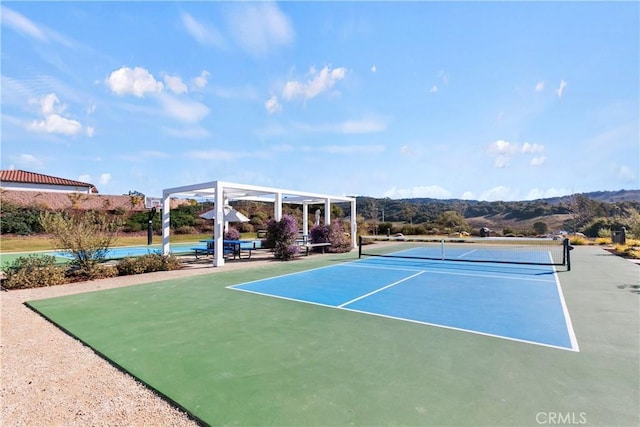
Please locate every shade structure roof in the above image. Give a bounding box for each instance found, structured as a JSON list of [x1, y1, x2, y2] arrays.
[[163, 180, 355, 205], [199, 207, 250, 223]]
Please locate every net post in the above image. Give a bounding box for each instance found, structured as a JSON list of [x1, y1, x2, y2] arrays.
[[564, 238, 572, 271], [441, 239, 445, 261], [358, 235, 362, 258]]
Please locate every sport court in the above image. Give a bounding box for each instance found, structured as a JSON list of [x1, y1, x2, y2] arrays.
[[25, 242, 639, 426], [229, 256, 577, 351]]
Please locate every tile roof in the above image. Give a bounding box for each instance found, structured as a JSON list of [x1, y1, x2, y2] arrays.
[[0, 170, 98, 193]]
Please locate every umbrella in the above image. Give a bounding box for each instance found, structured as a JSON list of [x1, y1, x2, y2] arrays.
[[199, 206, 250, 223]]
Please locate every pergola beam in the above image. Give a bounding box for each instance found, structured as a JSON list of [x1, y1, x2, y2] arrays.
[[162, 180, 357, 266]]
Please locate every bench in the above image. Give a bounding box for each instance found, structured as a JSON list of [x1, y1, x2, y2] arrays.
[[193, 241, 256, 260], [298, 242, 332, 256]]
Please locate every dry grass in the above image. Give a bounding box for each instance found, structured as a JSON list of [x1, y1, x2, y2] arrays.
[[0, 233, 215, 253]]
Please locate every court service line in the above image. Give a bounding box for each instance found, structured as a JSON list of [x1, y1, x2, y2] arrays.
[[337, 271, 426, 308], [344, 262, 556, 284]]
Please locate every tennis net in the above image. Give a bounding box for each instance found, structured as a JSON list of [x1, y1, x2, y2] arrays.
[[358, 235, 572, 270]]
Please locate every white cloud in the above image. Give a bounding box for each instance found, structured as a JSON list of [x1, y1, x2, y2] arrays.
[[28, 114, 82, 135], [340, 118, 386, 134], [1, 6, 47, 41], [226, 2, 294, 56], [293, 117, 387, 134], [489, 139, 518, 154], [525, 187, 571, 200], [556, 79, 567, 97], [265, 95, 282, 114], [480, 186, 520, 201], [162, 126, 210, 139], [382, 185, 452, 199], [494, 155, 509, 168], [371, 65, 377, 73], [164, 75, 188, 94], [26, 93, 86, 136], [316, 144, 385, 154], [461, 191, 476, 200], [99, 173, 111, 185], [106, 67, 163, 97], [37, 93, 63, 115], [157, 94, 209, 123], [185, 149, 266, 161], [181, 13, 226, 48], [438, 70, 449, 85], [282, 65, 347, 101], [14, 153, 44, 169], [614, 164, 637, 182], [429, 85, 438, 93], [78, 174, 91, 183], [521, 142, 544, 153], [400, 145, 417, 157], [86, 126, 95, 137], [191, 70, 210, 89], [530, 156, 546, 166], [488, 139, 546, 168], [535, 81, 544, 92]]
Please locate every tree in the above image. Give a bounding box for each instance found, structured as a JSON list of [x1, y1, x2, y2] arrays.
[[435, 210, 469, 233], [40, 211, 123, 274], [533, 221, 549, 235]]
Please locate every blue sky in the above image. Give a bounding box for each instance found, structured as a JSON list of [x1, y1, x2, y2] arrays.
[[1, 1, 638, 201]]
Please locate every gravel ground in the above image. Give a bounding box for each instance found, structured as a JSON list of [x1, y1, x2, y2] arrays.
[[0, 256, 274, 426]]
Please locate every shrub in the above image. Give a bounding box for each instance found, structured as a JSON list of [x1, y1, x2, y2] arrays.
[[175, 225, 196, 235], [225, 227, 241, 240], [310, 221, 351, 253], [0, 203, 44, 235], [116, 253, 182, 276], [266, 215, 299, 260], [569, 235, 589, 245], [68, 264, 118, 281], [2, 255, 67, 289], [40, 211, 122, 275]]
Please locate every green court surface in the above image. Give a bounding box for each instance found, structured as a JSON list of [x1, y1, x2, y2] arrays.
[[27, 247, 639, 426]]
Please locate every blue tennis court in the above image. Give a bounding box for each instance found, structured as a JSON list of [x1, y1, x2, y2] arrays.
[[51, 243, 195, 260], [229, 255, 579, 351]]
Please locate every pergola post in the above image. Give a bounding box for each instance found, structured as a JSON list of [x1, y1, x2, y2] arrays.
[[161, 193, 171, 255], [213, 181, 225, 267], [274, 192, 283, 221], [324, 198, 331, 225], [302, 202, 309, 237]]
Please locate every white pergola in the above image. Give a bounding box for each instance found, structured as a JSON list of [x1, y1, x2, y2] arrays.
[[161, 180, 357, 267]]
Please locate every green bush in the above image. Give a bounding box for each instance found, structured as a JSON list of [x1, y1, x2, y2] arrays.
[[2, 255, 67, 289], [0, 203, 44, 235], [116, 253, 182, 276], [68, 264, 118, 281]]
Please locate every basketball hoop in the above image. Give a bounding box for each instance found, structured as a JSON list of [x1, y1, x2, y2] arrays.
[[144, 196, 163, 210]]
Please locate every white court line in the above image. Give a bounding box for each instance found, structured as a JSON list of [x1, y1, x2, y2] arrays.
[[345, 261, 557, 284], [457, 248, 478, 259], [338, 271, 425, 308], [341, 306, 578, 352], [553, 271, 579, 351]]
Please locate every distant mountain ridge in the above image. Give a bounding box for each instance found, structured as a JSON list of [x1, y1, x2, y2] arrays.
[[538, 189, 640, 204], [378, 189, 640, 204]]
